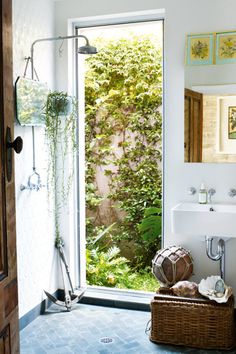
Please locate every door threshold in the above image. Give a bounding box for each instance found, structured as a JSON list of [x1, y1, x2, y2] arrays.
[[79, 286, 155, 312]]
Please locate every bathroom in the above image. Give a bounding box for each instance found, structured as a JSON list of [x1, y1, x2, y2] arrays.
[[2, 0, 236, 352]]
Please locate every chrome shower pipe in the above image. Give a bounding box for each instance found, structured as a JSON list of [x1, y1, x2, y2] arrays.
[[205, 237, 225, 280], [30, 34, 91, 80]]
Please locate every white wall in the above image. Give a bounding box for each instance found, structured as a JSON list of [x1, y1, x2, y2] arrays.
[[185, 65, 236, 89], [54, 0, 236, 295], [13, 0, 58, 318]]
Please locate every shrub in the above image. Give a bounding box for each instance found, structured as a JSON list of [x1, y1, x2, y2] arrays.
[[86, 246, 159, 291], [85, 35, 162, 269]]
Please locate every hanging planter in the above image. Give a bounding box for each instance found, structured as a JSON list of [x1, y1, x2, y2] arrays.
[[44, 91, 78, 246], [47, 92, 73, 116]]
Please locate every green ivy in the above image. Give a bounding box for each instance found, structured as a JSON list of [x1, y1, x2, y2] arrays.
[[85, 35, 162, 267]]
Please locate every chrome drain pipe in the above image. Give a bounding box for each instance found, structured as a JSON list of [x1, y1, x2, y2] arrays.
[[205, 237, 225, 280]]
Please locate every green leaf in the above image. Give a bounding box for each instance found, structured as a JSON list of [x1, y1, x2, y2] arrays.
[[144, 207, 161, 217], [138, 206, 162, 242]]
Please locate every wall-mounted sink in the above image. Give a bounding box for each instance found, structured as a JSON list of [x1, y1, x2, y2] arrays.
[[171, 202, 236, 237]]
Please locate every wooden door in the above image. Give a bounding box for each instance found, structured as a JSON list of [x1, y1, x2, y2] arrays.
[[0, 0, 20, 353], [184, 88, 203, 162]]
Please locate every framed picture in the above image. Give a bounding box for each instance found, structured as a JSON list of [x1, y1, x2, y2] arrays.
[[216, 31, 236, 64], [217, 96, 236, 153], [15, 77, 49, 126], [186, 33, 214, 65], [228, 106, 236, 139]]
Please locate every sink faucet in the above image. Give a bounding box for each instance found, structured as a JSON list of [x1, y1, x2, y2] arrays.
[[208, 188, 216, 204], [228, 188, 236, 197], [188, 187, 196, 195]]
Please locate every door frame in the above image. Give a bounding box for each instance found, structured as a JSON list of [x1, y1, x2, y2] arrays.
[[69, 10, 165, 288], [0, 0, 20, 352]]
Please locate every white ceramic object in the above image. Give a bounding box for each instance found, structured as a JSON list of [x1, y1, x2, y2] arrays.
[[198, 275, 233, 303], [171, 202, 236, 237]]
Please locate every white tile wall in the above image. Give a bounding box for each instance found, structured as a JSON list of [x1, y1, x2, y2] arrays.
[[13, 0, 58, 318]]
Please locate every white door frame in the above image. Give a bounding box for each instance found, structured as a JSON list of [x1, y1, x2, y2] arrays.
[[70, 9, 165, 288]]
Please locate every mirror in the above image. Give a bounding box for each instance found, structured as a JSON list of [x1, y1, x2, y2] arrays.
[[184, 51, 236, 163], [15, 77, 49, 126]]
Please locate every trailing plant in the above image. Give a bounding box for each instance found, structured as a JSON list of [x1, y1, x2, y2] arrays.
[[44, 91, 78, 245], [84, 35, 162, 267]]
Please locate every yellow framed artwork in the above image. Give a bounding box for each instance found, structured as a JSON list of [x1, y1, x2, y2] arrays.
[[216, 31, 236, 64], [186, 33, 214, 65]]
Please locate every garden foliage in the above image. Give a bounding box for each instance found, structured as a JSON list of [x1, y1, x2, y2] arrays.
[[85, 35, 162, 288]]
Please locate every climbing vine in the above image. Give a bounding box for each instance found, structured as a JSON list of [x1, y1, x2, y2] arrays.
[[85, 35, 162, 267]]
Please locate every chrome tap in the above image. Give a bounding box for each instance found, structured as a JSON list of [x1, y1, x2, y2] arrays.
[[188, 187, 196, 195], [208, 188, 216, 204], [228, 188, 236, 197]]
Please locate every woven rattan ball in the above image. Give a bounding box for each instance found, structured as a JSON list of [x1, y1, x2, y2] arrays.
[[152, 246, 193, 286]]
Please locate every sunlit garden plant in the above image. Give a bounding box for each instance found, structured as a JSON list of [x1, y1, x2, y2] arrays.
[[85, 34, 162, 288]]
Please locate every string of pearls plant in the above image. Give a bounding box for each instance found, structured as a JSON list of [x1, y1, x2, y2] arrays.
[[44, 91, 78, 246]]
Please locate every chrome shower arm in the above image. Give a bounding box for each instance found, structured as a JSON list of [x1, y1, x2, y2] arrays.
[[30, 34, 90, 80], [25, 33, 96, 193]]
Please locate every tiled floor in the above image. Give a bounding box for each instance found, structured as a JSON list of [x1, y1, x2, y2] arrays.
[[20, 304, 236, 354]]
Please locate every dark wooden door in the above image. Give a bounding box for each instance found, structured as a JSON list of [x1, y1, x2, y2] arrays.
[[0, 0, 20, 353], [184, 88, 203, 162]]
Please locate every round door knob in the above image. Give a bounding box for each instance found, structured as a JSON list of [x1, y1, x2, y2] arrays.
[[8, 136, 23, 153]]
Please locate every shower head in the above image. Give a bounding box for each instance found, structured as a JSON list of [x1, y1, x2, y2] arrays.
[[78, 44, 97, 55]]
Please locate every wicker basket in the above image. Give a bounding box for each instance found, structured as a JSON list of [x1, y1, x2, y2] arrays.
[[150, 288, 235, 350]]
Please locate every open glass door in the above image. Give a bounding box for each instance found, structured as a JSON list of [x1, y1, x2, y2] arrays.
[[75, 20, 163, 292]]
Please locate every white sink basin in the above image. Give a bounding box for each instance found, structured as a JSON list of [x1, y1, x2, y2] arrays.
[[171, 202, 236, 237]]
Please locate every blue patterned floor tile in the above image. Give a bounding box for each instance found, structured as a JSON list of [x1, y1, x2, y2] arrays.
[[20, 303, 236, 354]]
